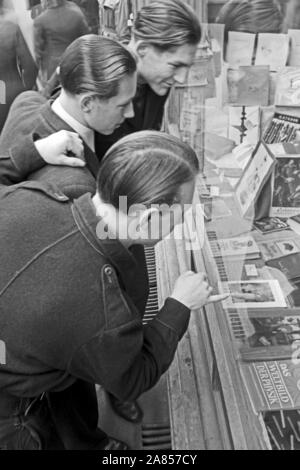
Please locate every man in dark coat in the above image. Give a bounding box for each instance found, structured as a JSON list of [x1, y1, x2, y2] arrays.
[[33, 0, 89, 85]]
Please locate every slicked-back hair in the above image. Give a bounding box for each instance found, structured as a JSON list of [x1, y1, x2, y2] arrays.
[[59, 35, 137, 99], [132, 0, 201, 52], [97, 130, 199, 210], [216, 0, 283, 38]]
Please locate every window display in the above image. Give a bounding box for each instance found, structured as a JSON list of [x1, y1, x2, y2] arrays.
[[160, 0, 300, 451]]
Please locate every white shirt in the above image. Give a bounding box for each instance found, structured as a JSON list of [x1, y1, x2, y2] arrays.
[[52, 98, 95, 152]]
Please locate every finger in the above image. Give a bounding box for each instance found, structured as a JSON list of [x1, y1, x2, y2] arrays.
[[56, 155, 86, 167], [207, 293, 230, 304], [66, 131, 81, 139], [67, 140, 84, 159]]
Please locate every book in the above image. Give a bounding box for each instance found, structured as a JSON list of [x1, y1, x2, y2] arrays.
[[255, 33, 289, 71], [241, 360, 300, 412], [227, 65, 270, 106]]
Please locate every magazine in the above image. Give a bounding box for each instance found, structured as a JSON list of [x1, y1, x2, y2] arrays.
[[263, 112, 300, 144], [270, 155, 300, 218], [241, 360, 300, 412]]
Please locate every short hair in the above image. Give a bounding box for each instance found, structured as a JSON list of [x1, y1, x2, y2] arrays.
[[59, 35, 137, 99], [97, 131, 199, 209], [132, 0, 201, 51], [216, 0, 283, 38], [282, 0, 300, 32]]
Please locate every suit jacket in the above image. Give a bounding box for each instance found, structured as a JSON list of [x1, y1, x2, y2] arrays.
[[33, 1, 89, 82], [0, 19, 38, 131]]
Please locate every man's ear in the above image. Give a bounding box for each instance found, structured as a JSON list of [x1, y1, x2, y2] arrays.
[[135, 41, 151, 59], [80, 95, 96, 114]]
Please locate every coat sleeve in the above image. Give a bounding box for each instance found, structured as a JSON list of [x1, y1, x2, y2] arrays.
[[68, 265, 191, 402], [0, 135, 46, 186], [16, 26, 38, 90]]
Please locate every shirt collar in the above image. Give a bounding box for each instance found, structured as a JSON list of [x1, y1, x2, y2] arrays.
[[52, 98, 95, 152]]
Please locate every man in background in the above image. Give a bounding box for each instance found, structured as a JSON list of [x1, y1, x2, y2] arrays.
[[33, 0, 89, 87]]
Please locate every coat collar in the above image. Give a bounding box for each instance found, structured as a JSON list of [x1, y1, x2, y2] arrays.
[[39, 100, 100, 179], [71, 193, 137, 275]]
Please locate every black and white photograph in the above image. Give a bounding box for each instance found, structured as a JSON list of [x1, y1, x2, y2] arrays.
[[1, 0, 300, 456]]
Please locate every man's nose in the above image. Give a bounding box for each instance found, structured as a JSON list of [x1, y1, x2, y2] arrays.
[[124, 101, 135, 119], [174, 67, 189, 85]]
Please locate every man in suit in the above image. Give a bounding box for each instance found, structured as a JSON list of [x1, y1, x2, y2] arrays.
[[33, 0, 89, 86]]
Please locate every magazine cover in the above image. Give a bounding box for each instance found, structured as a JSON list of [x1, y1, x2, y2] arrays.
[[238, 313, 300, 362], [241, 360, 300, 412], [271, 155, 300, 218]]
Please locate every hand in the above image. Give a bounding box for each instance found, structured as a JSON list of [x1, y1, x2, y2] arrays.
[[34, 131, 86, 167], [171, 271, 229, 311]]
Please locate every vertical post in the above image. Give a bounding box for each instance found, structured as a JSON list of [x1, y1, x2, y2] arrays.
[[200, 0, 208, 23]]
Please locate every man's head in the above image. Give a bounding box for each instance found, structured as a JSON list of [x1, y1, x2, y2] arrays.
[[58, 35, 137, 134], [95, 131, 199, 245], [129, 0, 201, 96]]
